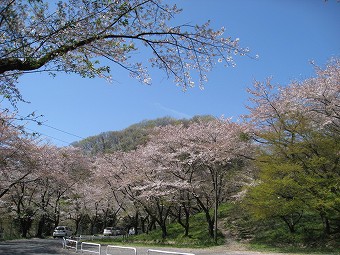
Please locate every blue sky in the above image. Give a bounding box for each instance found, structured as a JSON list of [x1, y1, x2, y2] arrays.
[[11, 0, 340, 146]]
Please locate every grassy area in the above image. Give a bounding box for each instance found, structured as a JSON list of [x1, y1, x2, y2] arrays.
[[247, 226, 340, 255], [90, 203, 340, 254], [226, 203, 340, 254], [96, 210, 225, 248]]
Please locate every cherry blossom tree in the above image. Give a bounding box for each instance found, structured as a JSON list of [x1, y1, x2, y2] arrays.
[[130, 149, 179, 239], [246, 58, 339, 134], [34, 146, 92, 236], [9, 180, 37, 237], [0, 0, 250, 103], [0, 111, 41, 199], [94, 149, 177, 238], [0, 110, 53, 237], [142, 117, 254, 242], [1, 143, 92, 237], [138, 129, 198, 237], [93, 153, 140, 232], [75, 172, 125, 235], [4, 144, 52, 238], [33, 145, 63, 237], [78, 117, 254, 240]]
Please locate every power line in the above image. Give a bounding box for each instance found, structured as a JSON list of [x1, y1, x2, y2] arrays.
[[24, 127, 72, 145], [14, 112, 86, 140], [5, 111, 86, 144], [40, 123, 84, 139]]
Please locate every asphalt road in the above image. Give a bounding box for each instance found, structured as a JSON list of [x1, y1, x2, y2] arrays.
[[0, 238, 72, 255], [0, 238, 297, 255]]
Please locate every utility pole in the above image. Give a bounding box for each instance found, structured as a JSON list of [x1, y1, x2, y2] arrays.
[[214, 169, 218, 244]]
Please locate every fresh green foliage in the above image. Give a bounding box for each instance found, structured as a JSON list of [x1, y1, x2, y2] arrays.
[[245, 116, 340, 234], [245, 60, 340, 236]]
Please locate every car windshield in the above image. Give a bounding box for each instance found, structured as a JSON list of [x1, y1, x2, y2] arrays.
[[105, 227, 113, 230], [55, 227, 65, 230]]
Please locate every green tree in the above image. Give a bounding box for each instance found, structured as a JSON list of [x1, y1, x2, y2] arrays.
[[245, 59, 340, 235], [246, 127, 315, 233], [247, 121, 339, 234]]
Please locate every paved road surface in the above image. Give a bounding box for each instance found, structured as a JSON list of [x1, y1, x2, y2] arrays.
[[0, 238, 300, 255], [0, 238, 72, 255]]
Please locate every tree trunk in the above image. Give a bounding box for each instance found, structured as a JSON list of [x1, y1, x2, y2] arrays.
[[36, 215, 46, 238], [140, 215, 148, 234], [20, 217, 33, 238], [133, 211, 139, 235], [214, 170, 218, 244], [147, 218, 156, 232], [207, 210, 215, 238], [176, 205, 190, 236], [53, 198, 61, 228], [74, 216, 82, 235], [160, 223, 167, 239], [320, 213, 331, 235], [183, 206, 190, 237], [194, 195, 214, 238], [281, 213, 302, 234]]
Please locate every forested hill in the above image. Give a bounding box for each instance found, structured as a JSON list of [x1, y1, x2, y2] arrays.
[[72, 115, 214, 155]]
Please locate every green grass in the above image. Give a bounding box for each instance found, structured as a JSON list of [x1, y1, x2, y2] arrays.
[[228, 203, 340, 254], [90, 203, 340, 254], [95, 207, 228, 248], [249, 241, 340, 255], [248, 228, 340, 255]]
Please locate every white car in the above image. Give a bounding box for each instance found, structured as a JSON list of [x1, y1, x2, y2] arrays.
[[103, 227, 126, 236], [53, 226, 73, 238], [103, 227, 114, 236]]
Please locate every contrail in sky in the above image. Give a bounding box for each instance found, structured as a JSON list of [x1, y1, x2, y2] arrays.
[[154, 103, 192, 119]]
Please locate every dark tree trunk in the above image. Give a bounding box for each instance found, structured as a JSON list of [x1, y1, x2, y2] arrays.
[[133, 211, 139, 235], [20, 217, 33, 238], [74, 216, 82, 235], [36, 215, 46, 238], [147, 218, 156, 232], [206, 210, 215, 238], [194, 195, 214, 238], [175, 205, 190, 236], [160, 224, 167, 239], [140, 215, 148, 234], [281, 212, 303, 234], [320, 213, 331, 235]]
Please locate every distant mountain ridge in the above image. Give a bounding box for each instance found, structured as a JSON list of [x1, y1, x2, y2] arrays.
[[72, 115, 214, 155]]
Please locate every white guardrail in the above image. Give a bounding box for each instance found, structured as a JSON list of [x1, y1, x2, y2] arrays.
[[147, 249, 195, 255], [63, 238, 79, 252], [62, 238, 195, 255], [80, 242, 101, 254], [106, 245, 137, 255]]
